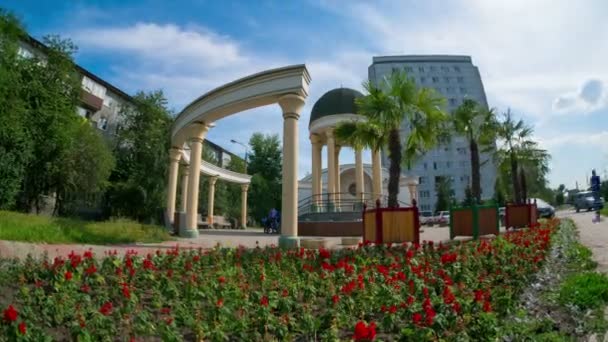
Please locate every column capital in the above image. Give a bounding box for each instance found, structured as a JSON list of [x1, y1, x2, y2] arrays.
[[278, 94, 305, 120], [169, 147, 183, 162], [188, 121, 213, 142], [241, 183, 249, 192], [181, 167, 190, 176], [310, 133, 322, 145], [325, 128, 334, 139], [209, 176, 218, 186]]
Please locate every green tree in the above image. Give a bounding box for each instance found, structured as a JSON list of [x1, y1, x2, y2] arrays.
[[462, 186, 475, 207], [451, 99, 497, 203], [493, 110, 549, 204], [56, 121, 115, 215], [336, 70, 447, 207], [247, 133, 282, 222], [108, 90, 173, 222], [435, 176, 455, 212], [0, 11, 31, 209], [555, 184, 566, 206]]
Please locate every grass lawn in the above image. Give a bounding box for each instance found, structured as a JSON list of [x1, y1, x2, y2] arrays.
[[0, 211, 172, 245], [601, 208, 608, 216]]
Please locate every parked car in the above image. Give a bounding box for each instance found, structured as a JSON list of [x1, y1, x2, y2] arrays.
[[574, 191, 604, 212], [436, 211, 450, 226], [419, 211, 434, 225], [531, 198, 555, 218]]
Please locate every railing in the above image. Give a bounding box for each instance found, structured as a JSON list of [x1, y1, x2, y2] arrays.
[[298, 192, 411, 217]]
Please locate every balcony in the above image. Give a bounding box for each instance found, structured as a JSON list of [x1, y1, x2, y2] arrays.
[[80, 89, 103, 111]]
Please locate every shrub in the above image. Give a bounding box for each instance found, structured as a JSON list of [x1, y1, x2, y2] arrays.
[[559, 272, 608, 309]]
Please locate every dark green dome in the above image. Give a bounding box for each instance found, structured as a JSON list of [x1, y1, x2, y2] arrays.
[[309, 88, 363, 125]]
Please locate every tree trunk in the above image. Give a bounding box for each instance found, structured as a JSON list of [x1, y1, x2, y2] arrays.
[[387, 128, 402, 207], [470, 139, 481, 204], [510, 153, 521, 204], [519, 168, 528, 204]]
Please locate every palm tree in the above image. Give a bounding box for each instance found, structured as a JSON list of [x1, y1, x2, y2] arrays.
[[335, 71, 447, 207], [451, 99, 497, 204], [493, 110, 549, 204]]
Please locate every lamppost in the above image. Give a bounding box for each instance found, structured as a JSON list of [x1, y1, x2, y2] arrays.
[[230, 139, 249, 172]]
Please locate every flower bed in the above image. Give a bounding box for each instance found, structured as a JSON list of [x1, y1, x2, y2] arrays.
[[1, 219, 558, 341]]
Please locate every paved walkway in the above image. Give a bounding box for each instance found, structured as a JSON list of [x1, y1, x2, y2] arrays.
[[0, 225, 466, 260], [561, 210, 608, 273]]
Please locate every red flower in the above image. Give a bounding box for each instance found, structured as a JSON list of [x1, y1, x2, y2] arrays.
[[161, 307, 171, 314], [388, 305, 397, 314], [474, 289, 484, 302], [122, 284, 131, 299], [64, 271, 73, 281], [354, 321, 377, 340], [142, 259, 156, 270], [281, 289, 289, 297], [85, 264, 97, 275], [412, 312, 422, 325], [319, 248, 331, 259], [216, 298, 223, 308], [452, 301, 462, 314], [80, 284, 90, 293], [260, 296, 269, 307], [483, 300, 492, 312], [34, 280, 43, 288], [218, 276, 226, 284], [425, 307, 436, 326], [84, 250, 93, 259], [18, 322, 26, 334], [332, 295, 340, 304], [3, 305, 18, 322], [99, 302, 113, 316]]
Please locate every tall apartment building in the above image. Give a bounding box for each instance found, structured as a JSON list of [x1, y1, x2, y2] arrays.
[[368, 55, 496, 212], [18, 36, 239, 168]]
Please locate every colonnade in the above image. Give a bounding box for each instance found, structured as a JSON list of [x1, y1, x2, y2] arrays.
[[309, 128, 383, 210]]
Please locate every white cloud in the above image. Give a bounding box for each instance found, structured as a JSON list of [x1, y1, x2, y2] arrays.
[[539, 131, 608, 152], [552, 79, 607, 113], [72, 23, 246, 69]]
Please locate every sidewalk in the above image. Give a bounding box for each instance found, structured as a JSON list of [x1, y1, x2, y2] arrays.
[[564, 211, 608, 273]]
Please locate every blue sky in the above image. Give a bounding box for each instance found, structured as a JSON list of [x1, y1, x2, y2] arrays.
[[5, 0, 608, 190]]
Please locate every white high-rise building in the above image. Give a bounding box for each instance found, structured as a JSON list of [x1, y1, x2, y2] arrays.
[[369, 55, 496, 212]]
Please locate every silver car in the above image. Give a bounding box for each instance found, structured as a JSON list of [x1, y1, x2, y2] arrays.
[[574, 191, 605, 212]]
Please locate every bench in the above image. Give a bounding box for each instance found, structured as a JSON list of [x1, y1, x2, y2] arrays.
[[197, 215, 233, 229]]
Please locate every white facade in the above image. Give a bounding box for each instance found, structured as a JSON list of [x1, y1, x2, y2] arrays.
[[369, 55, 497, 212]]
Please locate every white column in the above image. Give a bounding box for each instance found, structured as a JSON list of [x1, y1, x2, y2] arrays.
[[334, 145, 341, 209], [326, 129, 336, 211], [372, 149, 383, 200], [179, 166, 189, 212], [184, 123, 211, 238], [278, 94, 305, 247], [241, 184, 249, 229], [165, 147, 182, 228], [355, 148, 364, 201], [207, 176, 218, 225], [310, 134, 322, 209]]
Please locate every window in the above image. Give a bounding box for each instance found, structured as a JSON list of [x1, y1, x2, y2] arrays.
[[449, 98, 457, 106], [392, 67, 399, 73], [459, 87, 467, 94], [423, 162, 428, 170], [98, 118, 108, 131], [446, 161, 451, 168], [444, 76, 451, 83], [453, 65, 461, 72], [457, 76, 464, 83], [420, 191, 431, 198], [457, 147, 467, 155], [418, 66, 425, 72], [446, 87, 454, 93], [432, 77, 439, 83], [404, 67, 413, 72], [441, 66, 449, 72], [419, 176, 427, 184], [444, 147, 449, 152], [433, 162, 438, 170], [420, 77, 426, 83], [430, 66, 436, 71], [460, 175, 470, 183]]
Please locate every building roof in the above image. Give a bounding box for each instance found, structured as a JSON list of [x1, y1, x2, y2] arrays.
[[309, 87, 363, 125], [371, 55, 473, 64]]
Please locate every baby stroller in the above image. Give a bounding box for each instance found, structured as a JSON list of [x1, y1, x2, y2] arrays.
[[263, 209, 281, 234]]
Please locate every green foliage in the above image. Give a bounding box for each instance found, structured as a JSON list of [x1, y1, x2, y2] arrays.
[[559, 272, 608, 309], [565, 242, 597, 270], [247, 133, 282, 221], [337, 70, 447, 207], [434, 176, 456, 212], [0, 210, 170, 244], [462, 186, 475, 207], [108, 90, 173, 223], [451, 99, 497, 203]]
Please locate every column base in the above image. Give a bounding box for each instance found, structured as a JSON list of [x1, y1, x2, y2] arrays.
[[179, 228, 199, 238], [326, 202, 335, 212], [278, 236, 300, 249]]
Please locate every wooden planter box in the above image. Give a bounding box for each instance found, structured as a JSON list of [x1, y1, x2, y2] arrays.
[[505, 201, 538, 228], [362, 201, 420, 244], [450, 204, 499, 240]]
